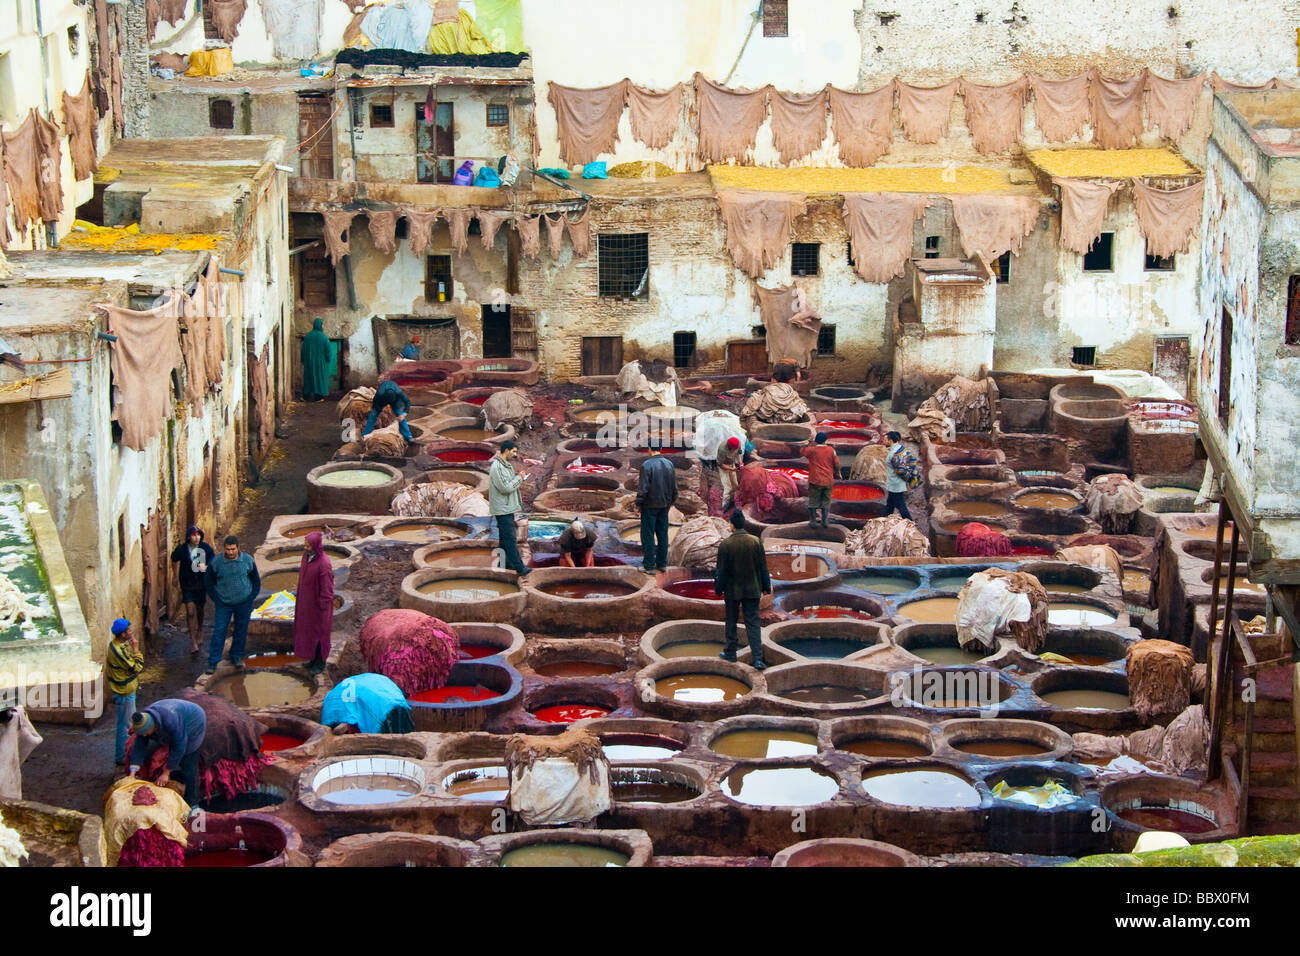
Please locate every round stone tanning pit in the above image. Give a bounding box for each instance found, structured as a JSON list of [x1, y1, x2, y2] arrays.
[[860, 764, 982, 809], [429, 444, 495, 465], [639, 619, 762, 665], [1103, 778, 1229, 848], [763, 662, 888, 713], [940, 499, 1013, 523], [439, 763, 511, 803], [595, 718, 690, 761], [381, 517, 476, 544], [306, 462, 405, 514], [1032, 668, 1132, 720], [809, 384, 871, 409], [317, 833, 476, 867], [1046, 598, 1120, 627], [527, 641, 627, 679], [761, 522, 848, 555], [307, 756, 426, 808], [765, 550, 837, 588], [707, 716, 822, 760], [928, 565, 999, 592], [896, 595, 962, 624], [490, 829, 650, 868], [531, 488, 621, 519], [891, 623, 994, 666], [1012, 487, 1083, 513], [635, 658, 761, 720], [555, 473, 623, 494], [1037, 628, 1129, 667], [830, 715, 935, 759], [523, 567, 653, 631], [525, 683, 620, 724], [183, 813, 299, 867], [450, 621, 526, 665], [841, 568, 923, 596], [1017, 512, 1093, 537], [412, 541, 500, 570], [274, 518, 375, 542], [207, 670, 316, 710], [778, 588, 885, 623], [721, 763, 841, 807], [1017, 561, 1103, 595], [400, 568, 524, 624], [897, 667, 1016, 712], [200, 764, 293, 814], [763, 618, 887, 662], [1198, 565, 1266, 594], [250, 712, 325, 756], [610, 764, 705, 804], [772, 838, 922, 867], [1049, 381, 1124, 403], [938, 718, 1072, 761]]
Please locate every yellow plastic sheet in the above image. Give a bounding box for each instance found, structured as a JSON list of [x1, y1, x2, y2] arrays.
[[428, 9, 494, 55], [185, 47, 233, 77]]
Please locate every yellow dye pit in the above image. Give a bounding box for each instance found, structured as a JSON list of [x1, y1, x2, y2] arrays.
[[708, 164, 1023, 195], [64, 221, 221, 253], [1028, 147, 1196, 179]]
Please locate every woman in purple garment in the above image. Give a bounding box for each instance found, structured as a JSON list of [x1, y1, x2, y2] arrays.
[[293, 532, 335, 674]]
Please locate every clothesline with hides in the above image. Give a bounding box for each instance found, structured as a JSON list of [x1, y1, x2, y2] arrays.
[[547, 68, 1290, 168]]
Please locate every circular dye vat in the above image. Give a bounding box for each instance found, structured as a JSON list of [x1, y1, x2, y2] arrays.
[[534, 660, 623, 678], [954, 479, 1001, 487], [1148, 485, 1198, 494], [665, 580, 722, 601], [1116, 806, 1217, 834], [416, 578, 520, 601], [184, 849, 274, 867], [1122, 569, 1150, 593], [711, 728, 819, 759], [953, 739, 1050, 758], [319, 787, 419, 806], [209, 671, 314, 708], [620, 525, 680, 543], [767, 553, 828, 582], [947, 501, 1010, 519], [1044, 583, 1089, 594], [441, 765, 510, 802], [1041, 689, 1130, 710], [909, 646, 986, 666], [1182, 523, 1230, 540], [897, 597, 960, 623], [779, 685, 873, 705], [930, 570, 980, 590], [791, 606, 877, 622], [601, 734, 684, 761], [1047, 602, 1118, 626], [826, 432, 869, 445], [634, 447, 688, 455], [410, 685, 501, 704], [1010, 545, 1055, 556], [527, 520, 569, 540], [457, 644, 498, 660], [1213, 576, 1264, 593], [658, 640, 726, 659], [767, 467, 810, 483], [1053, 652, 1116, 666], [537, 582, 638, 599], [501, 844, 628, 867], [439, 427, 498, 442], [573, 408, 620, 422], [433, 448, 493, 464], [244, 653, 306, 669], [422, 547, 498, 568], [610, 768, 699, 804], [831, 484, 884, 502], [532, 703, 611, 723], [723, 765, 839, 806], [840, 738, 929, 758], [778, 638, 867, 660], [848, 575, 916, 595], [1016, 492, 1078, 510], [566, 462, 617, 474], [259, 570, 299, 593], [200, 790, 285, 813], [315, 468, 394, 487], [861, 768, 981, 808], [386, 521, 469, 543], [257, 732, 305, 754], [654, 674, 750, 703], [818, 420, 868, 430]]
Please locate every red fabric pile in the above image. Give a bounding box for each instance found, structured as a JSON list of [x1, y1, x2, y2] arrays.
[[359, 608, 460, 696], [117, 827, 185, 868], [734, 463, 797, 520], [955, 522, 1013, 557]]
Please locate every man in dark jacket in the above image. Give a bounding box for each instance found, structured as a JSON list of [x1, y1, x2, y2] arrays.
[[363, 379, 414, 442], [636, 439, 678, 573], [170, 526, 215, 654], [203, 536, 261, 674], [128, 698, 207, 802], [714, 510, 771, 669]]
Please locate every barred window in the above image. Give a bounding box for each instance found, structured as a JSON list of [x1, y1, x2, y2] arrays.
[[673, 331, 697, 368], [763, 0, 789, 37], [598, 233, 649, 299], [486, 103, 509, 127], [791, 242, 820, 276]]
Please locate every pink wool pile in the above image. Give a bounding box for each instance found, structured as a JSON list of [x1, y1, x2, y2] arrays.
[[359, 608, 460, 696]]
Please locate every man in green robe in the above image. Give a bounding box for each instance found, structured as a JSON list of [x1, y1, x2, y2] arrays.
[[301, 317, 331, 401]]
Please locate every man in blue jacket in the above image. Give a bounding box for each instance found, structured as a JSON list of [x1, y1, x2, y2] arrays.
[[636, 439, 678, 573], [203, 535, 261, 674], [129, 698, 207, 802], [363, 379, 414, 443]]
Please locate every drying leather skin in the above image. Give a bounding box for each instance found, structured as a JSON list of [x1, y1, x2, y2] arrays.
[[104, 293, 185, 452], [897, 80, 958, 144], [1144, 72, 1206, 141], [695, 73, 770, 163], [321, 209, 356, 265], [959, 78, 1027, 155], [828, 83, 895, 167], [949, 194, 1041, 261], [63, 73, 100, 181], [366, 209, 399, 255], [627, 83, 684, 149], [1132, 178, 1206, 258], [842, 193, 931, 283], [716, 189, 807, 279], [1088, 69, 1146, 149], [565, 209, 592, 258], [547, 80, 628, 166], [1053, 177, 1122, 255], [769, 87, 829, 164], [513, 213, 540, 260], [400, 206, 440, 258], [1028, 73, 1091, 142]]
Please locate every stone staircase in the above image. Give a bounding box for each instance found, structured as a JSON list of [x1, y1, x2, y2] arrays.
[[1229, 643, 1300, 834]]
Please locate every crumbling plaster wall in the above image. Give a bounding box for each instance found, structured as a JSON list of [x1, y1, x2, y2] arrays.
[[150, 0, 355, 66]]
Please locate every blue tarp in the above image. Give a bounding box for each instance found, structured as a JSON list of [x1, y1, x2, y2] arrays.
[[322, 674, 411, 734]]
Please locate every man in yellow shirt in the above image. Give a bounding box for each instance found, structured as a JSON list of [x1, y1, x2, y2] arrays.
[[105, 619, 145, 768]]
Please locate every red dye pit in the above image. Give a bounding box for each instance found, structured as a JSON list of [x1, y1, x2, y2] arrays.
[[1011, 545, 1055, 556], [827, 433, 869, 445], [665, 580, 722, 600], [566, 463, 616, 474], [767, 467, 808, 483], [244, 653, 306, 668], [434, 449, 493, 463], [258, 733, 305, 753], [464, 396, 490, 405], [791, 606, 876, 621], [410, 685, 500, 704], [818, 420, 865, 429], [533, 703, 610, 723], [457, 644, 498, 660], [635, 447, 687, 455], [1117, 806, 1218, 834], [539, 582, 637, 599], [184, 849, 274, 867], [832, 484, 884, 501]]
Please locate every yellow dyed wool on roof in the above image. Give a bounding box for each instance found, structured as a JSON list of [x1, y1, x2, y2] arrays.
[[1028, 148, 1195, 179], [608, 161, 676, 179], [62, 222, 220, 253], [708, 164, 1017, 194]]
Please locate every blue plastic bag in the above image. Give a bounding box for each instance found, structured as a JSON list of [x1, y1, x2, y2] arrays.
[[452, 160, 475, 186], [473, 166, 501, 188], [582, 161, 608, 180]]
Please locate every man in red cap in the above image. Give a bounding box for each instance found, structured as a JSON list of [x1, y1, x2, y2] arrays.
[[717, 435, 742, 511], [399, 334, 423, 360]]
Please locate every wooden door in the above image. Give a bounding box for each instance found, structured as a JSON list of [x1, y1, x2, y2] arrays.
[[297, 95, 334, 179], [582, 336, 623, 376], [416, 102, 455, 183], [727, 340, 767, 375]]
